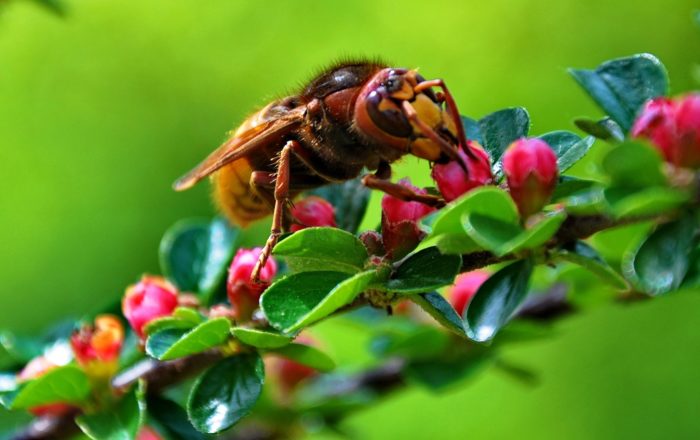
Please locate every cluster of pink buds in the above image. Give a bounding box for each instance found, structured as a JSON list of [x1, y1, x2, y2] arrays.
[[122, 276, 179, 339], [632, 94, 700, 168], [503, 138, 559, 219], [447, 270, 490, 316], [290, 196, 337, 232], [227, 247, 278, 321], [431, 141, 494, 202], [70, 314, 124, 378], [381, 178, 436, 260]]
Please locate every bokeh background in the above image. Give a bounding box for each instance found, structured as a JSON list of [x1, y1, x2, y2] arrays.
[[1, 0, 700, 438]]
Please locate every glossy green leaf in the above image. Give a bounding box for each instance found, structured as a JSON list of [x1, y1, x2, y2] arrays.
[[551, 177, 598, 201], [147, 395, 207, 440], [261, 271, 352, 332], [273, 227, 368, 274], [478, 107, 530, 161], [539, 131, 595, 172], [460, 115, 484, 144], [574, 117, 625, 142], [602, 141, 666, 188], [308, 176, 370, 233], [4, 365, 90, 410], [465, 259, 534, 342], [231, 327, 292, 349], [605, 187, 690, 219], [462, 213, 521, 255], [76, 391, 143, 440], [569, 54, 669, 131], [268, 343, 335, 372], [146, 318, 231, 361], [623, 214, 696, 295], [143, 317, 197, 336], [556, 241, 628, 289], [385, 247, 462, 294], [410, 292, 466, 337], [187, 353, 264, 434], [159, 217, 239, 303]]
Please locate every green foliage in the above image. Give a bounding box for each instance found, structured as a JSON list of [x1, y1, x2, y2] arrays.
[[159, 218, 239, 304], [231, 328, 292, 349], [76, 390, 144, 440], [538, 131, 595, 172], [147, 396, 207, 440], [477, 107, 530, 162], [187, 353, 264, 434], [268, 343, 336, 372], [465, 259, 534, 342], [570, 53, 669, 132], [273, 227, 368, 273], [1, 365, 90, 410], [410, 292, 466, 337], [555, 241, 628, 290], [145, 318, 231, 361], [385, 247, 462, 294]]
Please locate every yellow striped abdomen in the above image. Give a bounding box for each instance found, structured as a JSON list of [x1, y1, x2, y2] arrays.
[[212, 158, 271, 227]]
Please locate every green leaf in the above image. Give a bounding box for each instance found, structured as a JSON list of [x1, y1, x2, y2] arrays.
[[406, 347, 490, 390], [574, 117, 625, 142], [605, 187, 690, 219], [262, 270, 378, 333], [569, 54, 669, 132], [231, 327, 292, 349], [268, 343, 335, 372], [428, 187, 519, 254], [147, 396, 207, 440], [371, 324, 449, 360], [273, 227, 368, 274], [385, 247, 462, 294], [556, 241, 628, 290], [460, 116, 484, 144], [146, 318, 231, 361], [307, 176, 370, 234], [76, 391, 143, 440], [478, 107, 530, 162], [463, 211, 566, 256], [552, 177, 597, 201], [188, 353, 264, 434], [465, 259, 534, 342], [5, 365, 90, 410], [143, 317, 197, 336], [261, 271, 352, 332], [602, 141, 666, 188], [539, 131, 596, 172], [160, 218, 239, 303], [623, 214, 697, 295], [410, 292, 466, 337], [561, 186, 609, 215]]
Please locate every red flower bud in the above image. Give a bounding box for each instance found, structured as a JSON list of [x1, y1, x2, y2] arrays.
[[502, 138, 559, 218], [17, 357, 75, 416], [447, 270, 490, 316], [123, 276, 178, 338], [290, 196, 336, 232], [632, 94, 700, 168], [227, 247, 277, 321], [269, 335, 319, 396], [136, 427, 164, 440], [381, 179, 436, 260], [431, 142, 494, 202], [70, 315, 124, 369]]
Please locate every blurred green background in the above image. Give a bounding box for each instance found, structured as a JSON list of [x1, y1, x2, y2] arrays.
[[1, 0, 700, 437]]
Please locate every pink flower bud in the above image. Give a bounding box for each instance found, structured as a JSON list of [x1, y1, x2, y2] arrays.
[[431, 141, 494, 202], [673, 94, 700, 168], [70, 315, 124, 370], [122, 276, 179, 338], [227, 247, 277, 321], [447, 270, 490, 316], [381, 179, 436, 260], [136, 426, 164, 440], [503, 138, 559, 218], [632, 94, 700, 168], [290, 196, 337, 232], [17, 357, 75, 416], [631, 97, 677, 162]]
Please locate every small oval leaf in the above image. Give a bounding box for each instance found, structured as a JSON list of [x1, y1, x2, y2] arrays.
[[231, 328, 292, 349], [273, 227, 368, 274], [386, 247, 462, 294], [146, 318, 231, 361], [268, 343, 335, 372], [187, 353, 264, 434]]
